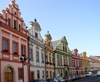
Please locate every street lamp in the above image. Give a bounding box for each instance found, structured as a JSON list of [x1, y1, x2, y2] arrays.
[[20, 55, 28, 82]]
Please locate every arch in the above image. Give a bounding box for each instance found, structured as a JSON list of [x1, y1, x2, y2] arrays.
[[3, 64, 16, 82]]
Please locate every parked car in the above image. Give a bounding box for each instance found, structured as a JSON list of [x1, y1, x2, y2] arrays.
[[29, 79, 47, 82], [85, 72, 92, 77], [46, 78, 58, 82], [97, 71, 100, 76], [75, 75, 79, 79], [82, 74, 85, 78], [78, 75, 82, 78], [56, 77, 65, 82], [63, 76, 72, 82], [93, 73, 97, 77], [70, 75, 75, 81]]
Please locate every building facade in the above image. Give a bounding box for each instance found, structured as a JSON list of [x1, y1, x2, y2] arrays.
[[88, 57, 100, 73], [79, 52, 89, 74], [28, 19, 45, 80], [0, 0, 29, 82], [44, 31, 54, 79], [72, 49, 82, 75], [52, 36, 72, 77], [90, 56, 100, 60], [88, 58, 93, 73]]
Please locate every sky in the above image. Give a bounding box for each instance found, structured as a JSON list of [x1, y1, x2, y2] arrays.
[[0, 0, 100, 56]]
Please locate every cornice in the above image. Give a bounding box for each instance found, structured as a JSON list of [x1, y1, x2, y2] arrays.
[[29, 38, 45, 48], [54, 49, 72, 57]]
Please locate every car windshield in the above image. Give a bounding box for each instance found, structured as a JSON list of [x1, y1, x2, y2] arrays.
[[86, 72, 89, 74], [64, 77, 69, 79]]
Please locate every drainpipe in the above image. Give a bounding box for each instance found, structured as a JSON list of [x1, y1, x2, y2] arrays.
[[44, 47, 46, 80], [28, 36, 30, 82], [54, 50, 56, 77]]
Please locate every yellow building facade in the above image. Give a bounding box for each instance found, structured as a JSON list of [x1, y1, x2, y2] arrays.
[[80, 52, 90, 74], [44, 31, 54, 79]]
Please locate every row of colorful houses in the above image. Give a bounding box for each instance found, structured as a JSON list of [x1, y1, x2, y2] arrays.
[[0, 0, 100, 82]]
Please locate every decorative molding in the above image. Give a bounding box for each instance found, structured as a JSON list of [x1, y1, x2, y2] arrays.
[[21, 39, 26, 44], [12, 35, 19, 41], [2, 30, 10, 37]]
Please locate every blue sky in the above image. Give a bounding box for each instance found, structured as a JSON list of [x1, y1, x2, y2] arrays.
[[0, 0, 100, 56]]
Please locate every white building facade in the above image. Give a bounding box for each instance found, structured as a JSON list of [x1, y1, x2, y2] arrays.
[[28, 19, 45, 80]]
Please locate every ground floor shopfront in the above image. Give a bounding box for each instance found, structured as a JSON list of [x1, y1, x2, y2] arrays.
[[30, 66, 45, 80], [55, 66, 73, 77], [0, 60, 29, 82]]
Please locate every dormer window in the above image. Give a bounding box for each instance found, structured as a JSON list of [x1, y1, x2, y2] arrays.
[[63, 46, 64, 51], [14, 20, 17, 29], [15, 12, 16, 15], [48, 42, 50, 46], [8, 18, 11, 26], [19, 25, 21, 32], [35, 32, 38, 38]]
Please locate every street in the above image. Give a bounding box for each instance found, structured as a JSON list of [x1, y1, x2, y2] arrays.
[[73, 76, 100, 82]]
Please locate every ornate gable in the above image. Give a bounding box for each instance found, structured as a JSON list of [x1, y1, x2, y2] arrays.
[[44, 31, 53, 48], [60, 36, 68, 45], [82, 51, 89, 60]]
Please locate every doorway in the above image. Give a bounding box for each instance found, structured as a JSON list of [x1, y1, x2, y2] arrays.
[[5, 67, 13, 82]]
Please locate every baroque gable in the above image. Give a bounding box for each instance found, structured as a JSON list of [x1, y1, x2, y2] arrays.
[[44, 31, 53, 48], [81, 51, 89, 60], [52, 36, 72, 56]]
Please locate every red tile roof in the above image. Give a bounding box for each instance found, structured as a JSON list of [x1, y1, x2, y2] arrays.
[[88, 57, 100, 63]]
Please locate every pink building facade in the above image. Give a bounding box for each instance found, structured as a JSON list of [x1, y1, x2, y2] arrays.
[[72, 49, 82, 75], [0, 0, 29, 82]]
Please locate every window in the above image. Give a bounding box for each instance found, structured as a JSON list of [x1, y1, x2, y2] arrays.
[[52, 57, 54, 63], [60, 58, 62, 65], [15, 12, 16, 15], [29, 49, 33, 59], [19, 25, 21, 32], [37, 70, 40, 79], [13, 42, 17, 54], [61, 71, 62, 76], [21, 46, 25, 55], [46, 55, 47, 62], [49, 57, 51, 63], [58, 71, 60, 77], [50, 71, 52, 78], [66, 59, 67, 65], [42, 71, 44, 78], [53, 72, 54, 78], [65, 47, 67, 52], [41, 53, 44, 62], [14, 20, 17, 29], [8, 18, 11, 26], [30, 71, 34, 80], [48, 42, 50, 46], [64, 59, 65, 65], [36, 51, 39, 61], [57, 58, 59, 65], [63, 46, 64, 51], [76, 61, 77, 67], [3, 39, 8, 52], [79, 61, 81, 67], [35, 32, 38, 38], [46, 71, 48, 78], [18, 68, 23, 79]]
